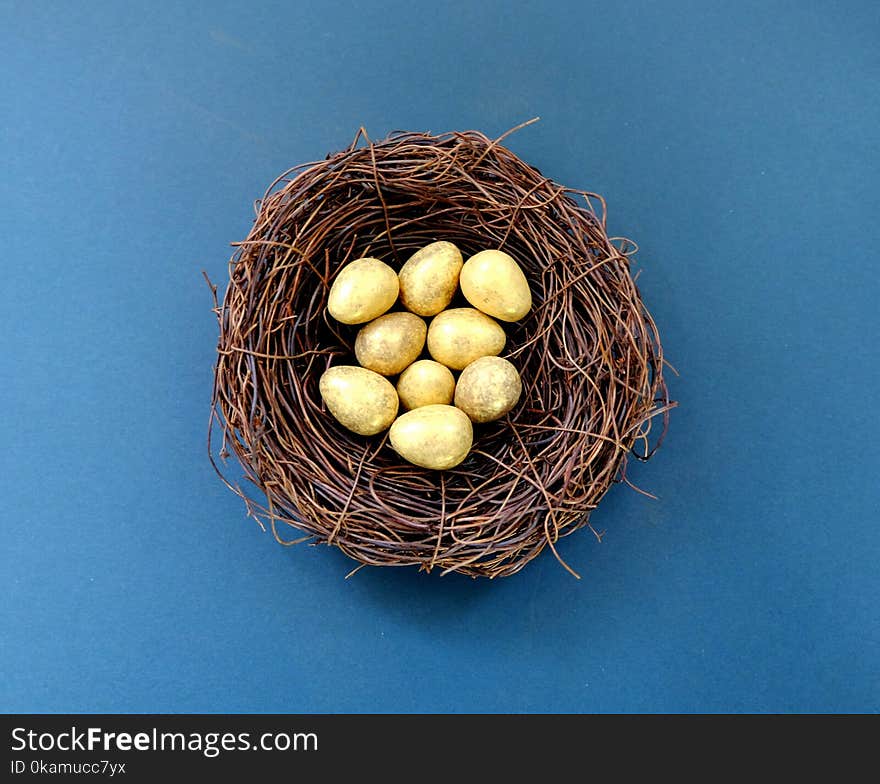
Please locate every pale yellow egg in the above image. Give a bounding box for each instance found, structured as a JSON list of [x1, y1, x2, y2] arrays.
[[454, 356, 522, 423], [398, 241, 463, 316], [396, 360, 456, 410], [389, 405, 473, 470], [460, 249, 531, 322], [354, 312, 427, 376], [327, 257, 399, 324], [426, 308, 506, 370], [319, 365, 399, 435]]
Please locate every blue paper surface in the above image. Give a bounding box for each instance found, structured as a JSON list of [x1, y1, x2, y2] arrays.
[[1, 0, 878, 713]]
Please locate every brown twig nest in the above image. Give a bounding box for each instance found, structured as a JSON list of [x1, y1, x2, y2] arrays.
[[209, 122, 672, 578]]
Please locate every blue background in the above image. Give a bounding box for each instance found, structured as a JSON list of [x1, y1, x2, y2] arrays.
[[2, 0, 878, 713]]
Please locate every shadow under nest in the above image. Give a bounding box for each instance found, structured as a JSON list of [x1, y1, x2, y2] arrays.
[[209, 123, 672, 578]]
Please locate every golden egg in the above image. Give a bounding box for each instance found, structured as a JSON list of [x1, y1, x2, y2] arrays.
[[389, 405, 473, 470], [396, 360, 456, 410], [460, 249, 532, 322], [327, 257, 399, 324], [319, 365, 399, 435], [454, 356, 522, 423], [426, 307, 506, 370], [398, 241, 463, 316], [354, 311, 427, 376]]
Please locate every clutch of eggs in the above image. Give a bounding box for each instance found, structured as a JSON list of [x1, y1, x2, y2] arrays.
[[319, 241, 530, 470]]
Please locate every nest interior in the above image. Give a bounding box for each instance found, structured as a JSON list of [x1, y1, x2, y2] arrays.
[[210, 124, 671, 578]]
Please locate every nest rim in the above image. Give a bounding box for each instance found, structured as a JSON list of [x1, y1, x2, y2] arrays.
[[209, 122, 672, 579]]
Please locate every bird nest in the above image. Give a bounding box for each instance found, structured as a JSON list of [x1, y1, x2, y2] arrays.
[[209, 122, 672, 578]]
